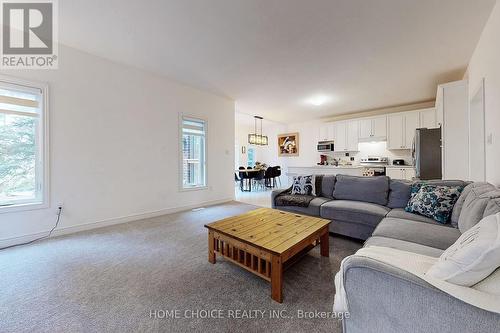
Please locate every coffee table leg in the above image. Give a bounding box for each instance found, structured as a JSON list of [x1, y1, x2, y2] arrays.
[[271, 255, 283, 303], [320, 230, 330, 257], [208, 230, 216, 264]]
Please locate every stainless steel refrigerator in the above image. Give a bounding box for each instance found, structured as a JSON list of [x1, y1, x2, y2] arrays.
[[413, 128, 442, 180]]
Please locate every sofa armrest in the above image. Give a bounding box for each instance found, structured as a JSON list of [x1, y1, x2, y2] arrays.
[[271, 187, 291, 208], [341, 256, 500, 333]]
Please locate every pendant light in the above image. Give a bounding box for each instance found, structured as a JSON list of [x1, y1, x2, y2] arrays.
[[248, 115, 268, 146]]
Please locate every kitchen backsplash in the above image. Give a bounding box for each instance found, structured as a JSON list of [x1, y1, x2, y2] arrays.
[[328, 141, 413, 165]]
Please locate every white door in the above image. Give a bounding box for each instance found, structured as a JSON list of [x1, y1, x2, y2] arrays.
[[334, 122, 347, 151], [372, 116, 387, 138], [387, 114, 404, 149], [404, 112, 420, 149], [469, 79, 486, 181], [358, 118, 372, 139], [347, 120, 359, 151], [420, 108, 437, 129]]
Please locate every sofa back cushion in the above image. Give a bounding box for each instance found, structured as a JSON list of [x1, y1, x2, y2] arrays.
[[484, 196, 500, 218], [318, 175, 336, 199], [387, 179, 412, 208], [458, 187, 500, 233], [333, 175, 390, 205], [451, 182, 494, 228]]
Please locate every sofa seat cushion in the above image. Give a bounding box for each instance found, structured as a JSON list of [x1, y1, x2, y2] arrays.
[[372, 217, 461, 250], [320, 200, 390, 227], [276, 197, 330, 216], [364, 236, 444, 257], [387, 208, 447, 225]]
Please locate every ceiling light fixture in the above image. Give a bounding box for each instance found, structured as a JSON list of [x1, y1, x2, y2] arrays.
[[306, 95, 333, 107], [248, 116, 268, 146]]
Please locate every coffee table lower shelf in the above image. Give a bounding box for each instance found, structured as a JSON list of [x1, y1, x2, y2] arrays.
[[207, 226, 329, 303]]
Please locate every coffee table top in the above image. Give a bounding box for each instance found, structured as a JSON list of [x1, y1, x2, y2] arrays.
[[205, 208, 330, 254]]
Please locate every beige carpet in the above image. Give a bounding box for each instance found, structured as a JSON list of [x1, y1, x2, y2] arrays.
[[0, 202, 362, 332]]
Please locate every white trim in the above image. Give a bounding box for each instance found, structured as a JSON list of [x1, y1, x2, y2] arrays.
[[0, 74, 50, 214], [0, 198, 234, 248]]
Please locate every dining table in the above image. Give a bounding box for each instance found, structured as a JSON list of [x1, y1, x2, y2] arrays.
[[236, 169, 264, 192]]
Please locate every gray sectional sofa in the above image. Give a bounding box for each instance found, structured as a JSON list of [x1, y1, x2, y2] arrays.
[[272, 174, 468, 241], [272, 175, 500, 332]]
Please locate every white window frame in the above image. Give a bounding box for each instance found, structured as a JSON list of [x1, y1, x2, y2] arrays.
[[179, 114, 208, 191], [0, 75, 49, 213]]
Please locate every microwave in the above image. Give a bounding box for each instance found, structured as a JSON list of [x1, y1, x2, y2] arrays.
[[317, 141, 335, 152]]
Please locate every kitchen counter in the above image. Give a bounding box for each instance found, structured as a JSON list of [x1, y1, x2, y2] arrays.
[[310, 165, 364, 168], [287, 165, 364, 177], [386, 165, 416, 169]]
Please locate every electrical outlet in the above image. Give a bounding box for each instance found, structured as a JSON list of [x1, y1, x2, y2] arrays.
[[56, 202, 64, 214]]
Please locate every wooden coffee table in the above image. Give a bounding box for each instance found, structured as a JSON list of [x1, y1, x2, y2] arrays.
[[204, 208, 330, 303]]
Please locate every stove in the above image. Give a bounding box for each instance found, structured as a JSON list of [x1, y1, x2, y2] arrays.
[[359, 156, 388, 176]]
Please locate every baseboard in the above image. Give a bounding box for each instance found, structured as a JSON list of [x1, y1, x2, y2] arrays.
[[0, 198, 233, 249]]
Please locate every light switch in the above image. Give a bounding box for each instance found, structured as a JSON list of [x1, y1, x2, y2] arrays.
[[487, 133, 493, 145]]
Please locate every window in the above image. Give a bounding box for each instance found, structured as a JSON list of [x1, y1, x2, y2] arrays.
[[247, 147, 255, 167], [0, 78, 47, 211], [181, 117, 206, 189]]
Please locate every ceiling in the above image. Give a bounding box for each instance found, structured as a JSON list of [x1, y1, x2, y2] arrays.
[[59, 0, 496, 123]]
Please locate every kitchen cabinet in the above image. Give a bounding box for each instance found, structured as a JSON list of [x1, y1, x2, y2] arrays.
[[333, 122, 347, 151], [332, 120, 359, 152], [419, 108, 438, 129], [358, 116, 387, 141], [386, 167, 416, 180], [404, 111, 419, 149], [387, 111, 419, 149], [387, 114, 404, 149], [347, 120, 359, 151], [318, 123, 334, 141]]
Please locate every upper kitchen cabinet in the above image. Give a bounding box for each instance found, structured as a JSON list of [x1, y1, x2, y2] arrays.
[[358, 115, 387, 141], [333, 120, 359, 152], [419, 108, 438, 129], [318, 122, 334, 141], [387, 114, 404, 149], [347, 120, 359, 151], [387, 111, 421, 150], [333, 122, 347, 151], [437, 80, 469, 180]]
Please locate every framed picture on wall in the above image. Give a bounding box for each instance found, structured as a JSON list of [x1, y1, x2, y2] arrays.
[[277, 132, 299, 156]]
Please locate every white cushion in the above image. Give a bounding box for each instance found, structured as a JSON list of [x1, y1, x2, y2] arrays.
[[427, 212, 500, 286]]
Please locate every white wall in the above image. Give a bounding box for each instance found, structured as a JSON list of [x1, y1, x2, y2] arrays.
[[0, 45, 235, 245], [467, 0, 500, 186]]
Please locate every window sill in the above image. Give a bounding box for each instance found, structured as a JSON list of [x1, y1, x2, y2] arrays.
[[0, 201, 48, 214], [179, 186, 209, 192]]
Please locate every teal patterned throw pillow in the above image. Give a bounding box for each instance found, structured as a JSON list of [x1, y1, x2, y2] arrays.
[[405, 184, 464, 224]]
